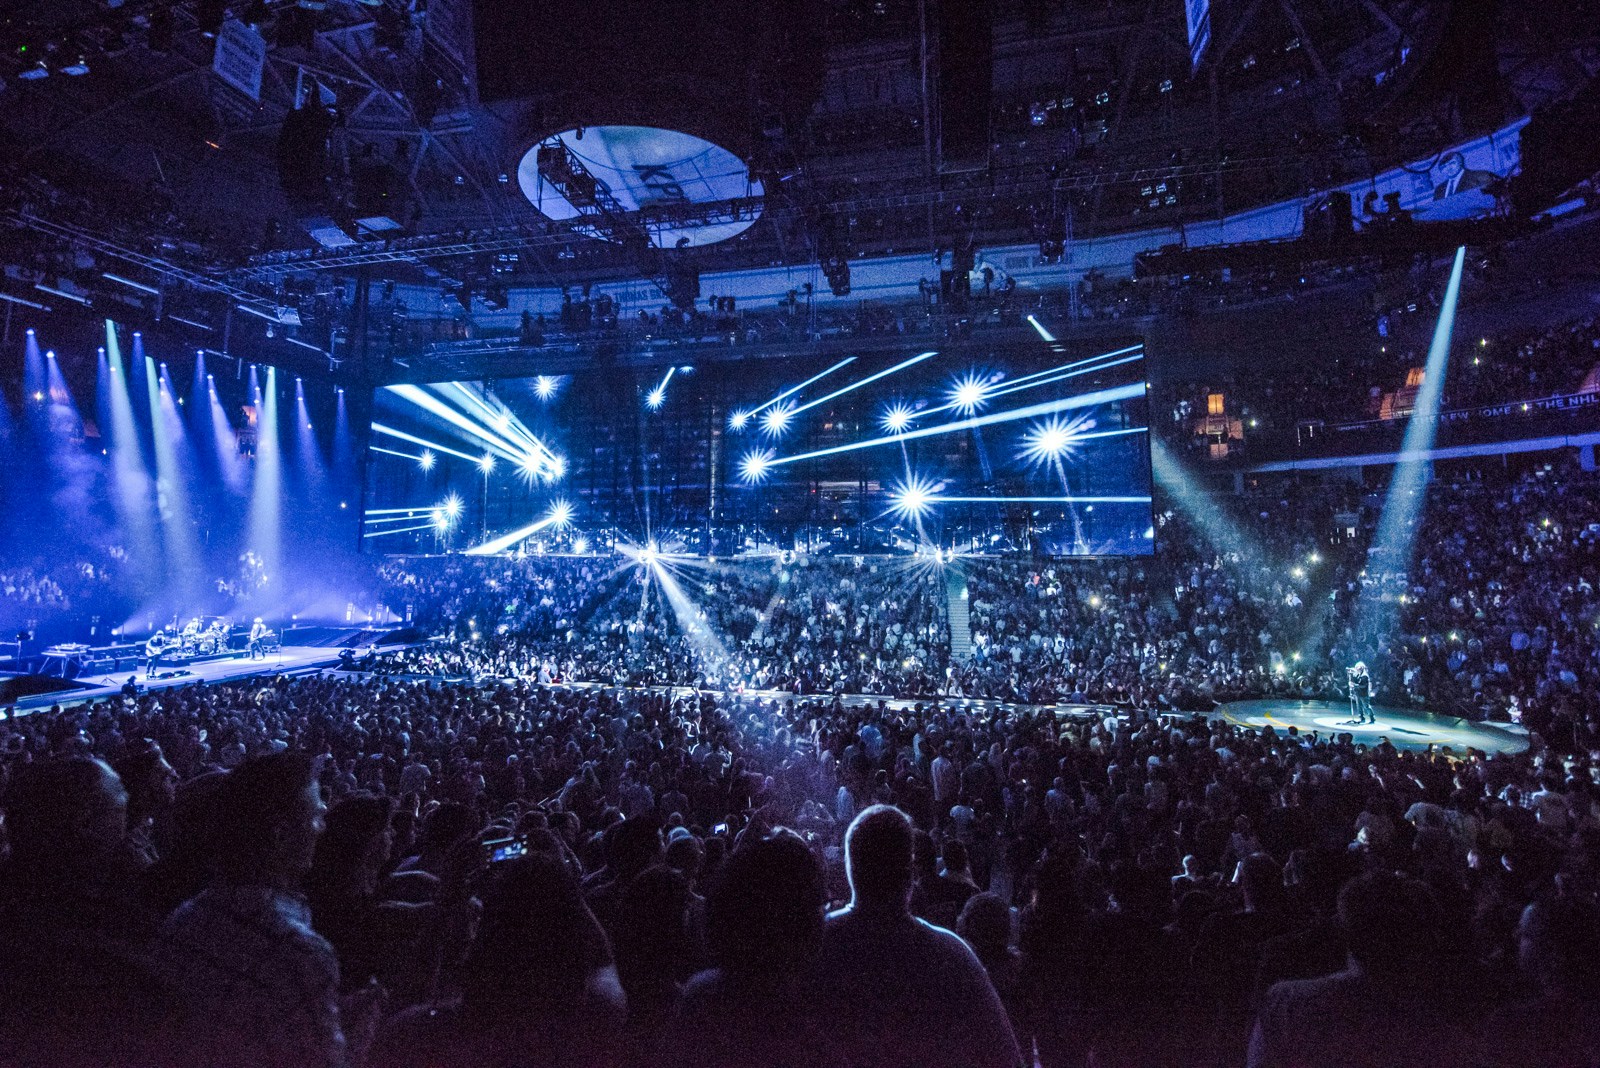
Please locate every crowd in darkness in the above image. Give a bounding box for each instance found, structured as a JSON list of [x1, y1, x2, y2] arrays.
[[2, 462, 1598, 1066], [370, 462, 1600, 750], [1166, 312, 1600, 448], [3, 647, 1600, 1066]]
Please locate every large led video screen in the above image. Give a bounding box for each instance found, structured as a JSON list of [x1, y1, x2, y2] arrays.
[[361, 337, 1153, 557]]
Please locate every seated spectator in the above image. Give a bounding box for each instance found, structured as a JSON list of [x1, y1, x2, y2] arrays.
[[113, 740, 178, 866], [670, 829, 840, 1068], [0, 757, 168, 1066], [958, 891, 1022, 1031], [1248, 871, 1483, 1068], [374, 852, 624, 1068], [817, 805, 1020, 1068], [1020, 850, 1091, 1068], [614, 864, 702, 1059], [1481, 897, 1600, 1068], [157, 751, 357, 1068], [308, 793, 468, 1003], [586, 816, 664, 937]]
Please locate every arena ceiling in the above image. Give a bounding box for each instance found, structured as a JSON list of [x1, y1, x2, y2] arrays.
[[0, 0, 1594, 322]]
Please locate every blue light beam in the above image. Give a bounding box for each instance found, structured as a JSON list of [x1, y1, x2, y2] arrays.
[[770, 383, 1145, 467]]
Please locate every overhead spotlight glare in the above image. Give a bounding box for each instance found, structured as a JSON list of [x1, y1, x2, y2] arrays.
[[949, 373, 991, 417], [729, 410, 751, 431], [478, 453, 496, 473], [1020, 413, 1094, 466], [534, 375, 558, 399], [881, 403, 915, 435], [418, 449, 436, 472], [889, 475, 939, 521], [739, 449, 775, 484], [547, 499, 573, 527], [646, 389, 665, 410], [762, 403, 794, 436]]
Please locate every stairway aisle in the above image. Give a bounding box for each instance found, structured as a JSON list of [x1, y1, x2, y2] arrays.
[[945, 565, 973, 662]]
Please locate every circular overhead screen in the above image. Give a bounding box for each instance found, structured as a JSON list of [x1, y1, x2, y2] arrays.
[[517, 126, 764, 248]]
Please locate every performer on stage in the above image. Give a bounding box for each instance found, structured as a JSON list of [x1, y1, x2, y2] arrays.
[[1346, 661, 1375, 725], [204, 617, 229, 655], [144, 631, 168, 678], [249, 617, 270, 660]]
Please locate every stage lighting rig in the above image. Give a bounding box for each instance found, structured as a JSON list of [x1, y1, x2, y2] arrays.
[[198, 0, 227, 37], [811, 209, 854, 297], [1033, 206, 1066, 263], [481, 282, 509, 311]]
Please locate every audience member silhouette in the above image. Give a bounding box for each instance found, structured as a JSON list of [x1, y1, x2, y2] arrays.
[[817, 804, 1021, 1068]]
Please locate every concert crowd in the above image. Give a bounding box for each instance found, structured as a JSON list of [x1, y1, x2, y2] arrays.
[[1, 460, 1598, 1067], [370, 462, 1600, 749]]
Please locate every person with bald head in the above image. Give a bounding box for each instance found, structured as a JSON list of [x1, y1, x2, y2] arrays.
[[816, 804, 1020, 1068]]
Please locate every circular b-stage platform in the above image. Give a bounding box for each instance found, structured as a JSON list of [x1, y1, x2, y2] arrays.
[[1216, 699, 1529, 756]]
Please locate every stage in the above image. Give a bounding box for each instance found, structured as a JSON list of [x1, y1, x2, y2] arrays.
[[4, 645, 348, 715], [1216, 699, 1530, 755]]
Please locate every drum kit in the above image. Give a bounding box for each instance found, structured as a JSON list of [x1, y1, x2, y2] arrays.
[[147, 617, 237, 660]]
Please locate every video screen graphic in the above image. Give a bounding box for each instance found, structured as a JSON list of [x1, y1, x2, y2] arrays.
[[362, 337, 1153, 558]]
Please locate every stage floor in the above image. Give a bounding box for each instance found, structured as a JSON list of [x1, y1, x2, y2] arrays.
[[8, 645, 346, 715], [1217, 699, 1529, 755]]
